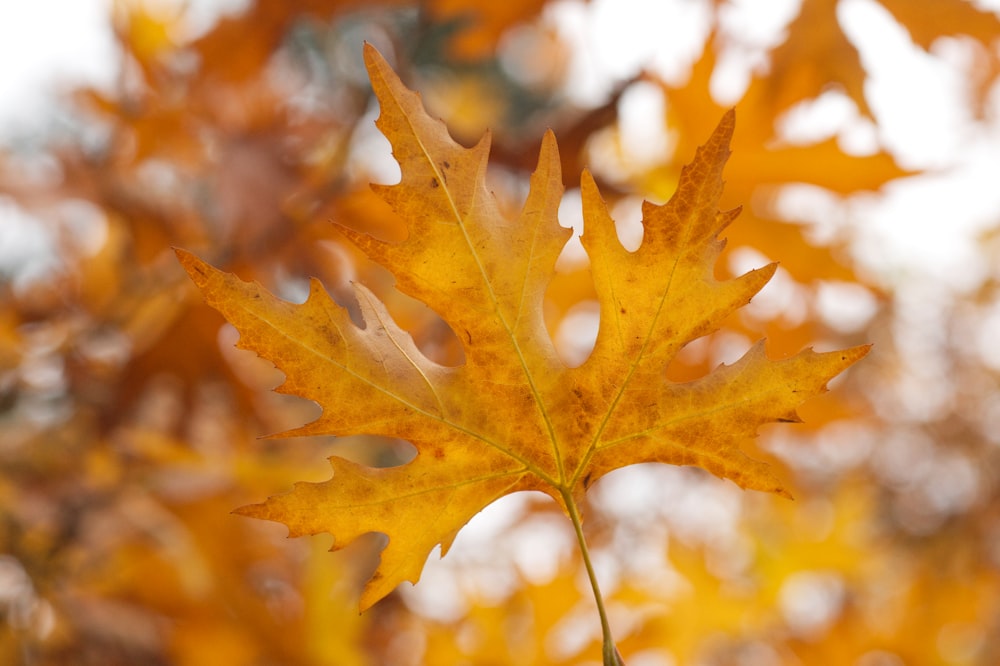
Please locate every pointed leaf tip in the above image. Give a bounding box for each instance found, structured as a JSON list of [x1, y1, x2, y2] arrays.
[[362, 41, 381, 68], [174, 247, 215, 289]]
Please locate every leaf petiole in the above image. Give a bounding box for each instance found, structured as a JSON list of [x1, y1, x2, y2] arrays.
[[561, 488, 625, 666]]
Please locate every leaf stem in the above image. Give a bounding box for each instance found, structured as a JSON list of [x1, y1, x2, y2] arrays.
[[561, 489, 625, 666]]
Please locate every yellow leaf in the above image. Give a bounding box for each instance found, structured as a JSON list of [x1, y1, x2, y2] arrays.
[[176, 44, 869, 612]]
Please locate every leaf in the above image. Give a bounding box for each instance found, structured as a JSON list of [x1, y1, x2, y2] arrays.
[[752, 0, 1000, 121], [176, 44, 869, 611], [652, 36, 912, 283], [760, 0, 871, 118], [877, 0, 1000, 52]]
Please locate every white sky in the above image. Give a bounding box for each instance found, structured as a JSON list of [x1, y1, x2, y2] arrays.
[[0, 0, 116, 131]]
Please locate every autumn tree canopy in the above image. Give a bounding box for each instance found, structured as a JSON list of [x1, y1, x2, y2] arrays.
[[2, 1, 1000, 664]]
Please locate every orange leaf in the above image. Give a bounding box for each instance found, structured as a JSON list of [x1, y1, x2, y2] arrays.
[[879, 0, 1000, 51], [176, 44, 869, 611]]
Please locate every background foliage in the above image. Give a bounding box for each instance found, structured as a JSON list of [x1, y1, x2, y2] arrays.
[[2, 1, 999, 664]]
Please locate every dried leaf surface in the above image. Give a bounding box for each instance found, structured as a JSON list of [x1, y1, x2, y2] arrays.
[[178, 44, 868, 610]]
